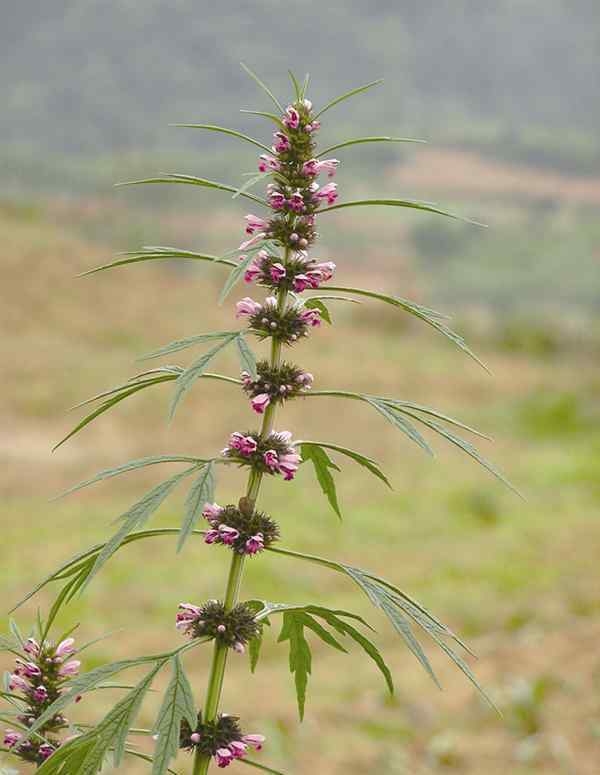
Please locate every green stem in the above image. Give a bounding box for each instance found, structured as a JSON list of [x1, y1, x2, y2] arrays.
[[193, 264, 289, 775]]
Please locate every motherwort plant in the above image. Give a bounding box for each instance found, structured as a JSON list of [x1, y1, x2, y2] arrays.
[[3, 66, 516, 773]]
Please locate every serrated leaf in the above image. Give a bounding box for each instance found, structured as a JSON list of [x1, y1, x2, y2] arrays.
[[178, 462, 215, 552], [318, 135, 426, 157], [319, 198, 486, 227], [151, 655, 196, 775], [365, 398, 433, 455], [235, 334, 257, 378], [219, 255, 257, 304], [240, 62, 284, 113], [278, 613, 311, 720], [140, 331, 240, 361], [297, 441, 391, 489], [56, 455, 207, 500], [314, 79, 384, 119], [170, 123, 271, 153], [83, 466, 199, 589], [300, 444, 342, 519], [169, 333, 239, 419]]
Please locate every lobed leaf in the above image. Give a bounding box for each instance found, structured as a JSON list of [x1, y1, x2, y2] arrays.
[[177, 462, 215, 552], [151, 655, 196, 775], [219, 255, 257, 304], [300, 443, 341, 519], [140, 331, 240, 362], [236, 333, 258, 378], [297, 441, 391, 489]]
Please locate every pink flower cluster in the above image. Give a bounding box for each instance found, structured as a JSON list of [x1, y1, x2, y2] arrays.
[[241, 249, 335, 294], [222, 430, 302, 481], [202, 503, 265, 555], [242, 369, 313, 415], [213, 734, 266, 768]]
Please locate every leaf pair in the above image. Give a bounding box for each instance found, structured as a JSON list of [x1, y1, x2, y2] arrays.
[[299, 441, 391, 518]]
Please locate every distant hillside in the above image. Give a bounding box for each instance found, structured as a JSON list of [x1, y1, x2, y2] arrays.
[[2, 1, 599, 172]]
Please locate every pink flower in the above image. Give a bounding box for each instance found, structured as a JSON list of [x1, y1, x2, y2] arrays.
[[244, 214, 268, 235], [251, 393, 271, 414], [269, 262, 286, 283], [299, 308, 322, 327], [55, 638, 76, 658], [289, 190, 305, 213], [258, 154, 281, 173], [239, 233, 265, 251], [190, 732, 201, 744], [16, 660, 41, 679], [243, 734, 266, 750], [316, 182, 338, 204], [33, 685, 48, 702], [317, 158, 340, 177], [279, 452, 301, 481], [272, 132, 290, 153], [59, 660, 80, 678], [4, 729, 22, 748], [245, 534, 264, 555], [176, 603, 202, 632], [297, 371, 314, 388], [283, 106, 300, 130], [273, 430, 292, 444], [240, 436, 258, 455], [202, 502, 223, 522], [302, 159, 319, 176], [218, 525, 240, 545], [24, 638, 40, 657], [236, 297, 262, 318], [229, 740, 248, 759], [8, 674, 28, 692], [305, 269, 324, 288], [314, 261, 336, 280], [292, 274, 311, 292], [39, 744, 55, 760], [263, 450, 279, 470], [205, 529, 220, 545], [232, 641, 246, 655], [228, 431, 246, 451], [267, 190, 286, 210], [243, 259, 261, 284], [240, 371, 253, 386], [215, 747, 234, 767]]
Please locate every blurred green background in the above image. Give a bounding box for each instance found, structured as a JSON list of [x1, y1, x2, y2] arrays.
[[1, 2, 599, 774]]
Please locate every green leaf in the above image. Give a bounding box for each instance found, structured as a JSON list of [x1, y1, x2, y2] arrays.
[[319, 198, 486, 227], [54, 373, 179, 451], [365, 397, 433, 455], [178, 462, 215, 552], [314, 79, 384, 119], [278, 613, 311, 720], [239, 760, 286, 775], [297, 441, 391, 489], [324, 285, 488, 370], [125, 749, 180, 774], [56, 455, 207, 500], [380, 399, 491, 439], [300, 444, 342, 519], [169, 332, 240, 419], [300, 73, 310, 99], [140, 331, 240, 361], [151, 655, 196, 775], [115, 174, 268, 208], [239, 109, 285, 128], [231, 171, 271, 200], [288, 70, 302, 101], [83, 466, 200, 589], [235, 334, 257, 378], [71, 367, 183, 409], [304, 298, 331, 324], [240, 62, 284, 113], [219, 255, 257, 304], [318, 135, 426, 157], [79, 248, 235, 277], [169, 123, 271, 153]]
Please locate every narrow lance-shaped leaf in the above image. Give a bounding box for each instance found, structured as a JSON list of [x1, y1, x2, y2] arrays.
[[151, 655, 196, 775], [236, 333, 258, 378], [240, 62, 284, 113], [82, 465, 200, 590], [169, 123, 272, 153], [278, 613, 311, 721], [314, 78, 384, 119], [300, 444, 342, 519], [140, 331, 240, 362], [178, 461, 215, 552], [115, 174, 268, 208], [297, 441, 391, 489], [219, 255, 258, 304], [169, 332, 240, 419], [79, 248, 236, 277], [239, 759, 287, 775], [319, 198, 487, 227], [318, 135, 426, 157]]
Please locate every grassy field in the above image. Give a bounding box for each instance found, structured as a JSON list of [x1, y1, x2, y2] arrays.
[[1, 196, 599, 775]]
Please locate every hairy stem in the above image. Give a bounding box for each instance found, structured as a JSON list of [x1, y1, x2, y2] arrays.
[[193, 259, 288, 775]]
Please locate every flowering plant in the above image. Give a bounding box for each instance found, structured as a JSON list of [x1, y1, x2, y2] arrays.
[[3, 66, 516, 773]]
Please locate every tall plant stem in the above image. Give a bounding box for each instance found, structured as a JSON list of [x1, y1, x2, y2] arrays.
[[193, 260, 288, 775]]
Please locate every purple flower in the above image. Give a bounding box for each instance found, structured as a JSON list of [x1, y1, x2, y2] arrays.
[[176, 603, 202, 632], [283, 106, 300, 130], [202, 502, 224, 522], [228, 431, 246, 451], [258, 154, 281, 173], [33, 685, 48, 702], [299, 308, 322, 327], [272, 132, 290, 153], [288, 190, 305, 213], [263, 449, 279, 470], [316, 181, 338, 205], [245, 534, 264, 555], [240, 371, 253, 386], [55, 638, 76, 658], [269, 262, 286, 283], [251, 393, 271, 415], [240, 436, 258, 455], [317, 158, 340, 177], [292, 273, 311, 292], [244, 214, 267, 235], [232, 641, 246, 655], [205, 529, 220, 545], [58, 660, 80, 678], [243, 734, 266, 751], [3, 729, 22, 748], [23, 638, 40, 657], [236, 297, 262, 318], [297, 371, 314, 388], [39, 743, 55, 760], [278, 451, 301, 481], [215, 747, 234, 767], [314, 261, 336, 280], [302, 159, 319, 177], [190, 732, 201, 744], [8, 674, 28, 692], [267, 190, 286, 210], [229, 740, 248, 759], [218, 525, 240, 546]]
